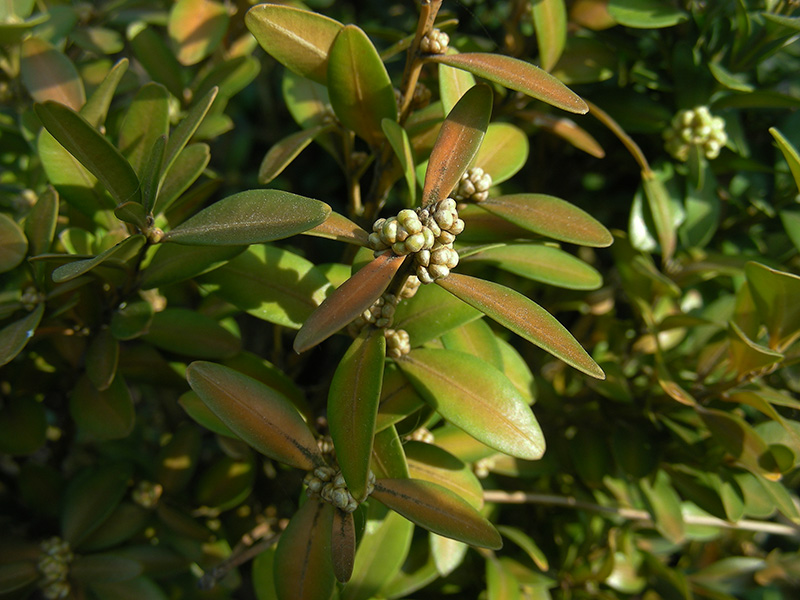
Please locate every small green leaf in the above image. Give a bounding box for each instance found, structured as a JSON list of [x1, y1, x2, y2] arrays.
[[398, 348, 545, 459], [382, 118, 417, 205], [770, 127, 800, 191], [81, 58, 129, 128], [128, 24, 184, 99], [0, 213, 27, 273], [372, 478, 502, 549], [245, 4, 343, 85], [274, 499, 336, 600], [376, 365, 425, 433], [186, 361, 323, 470], [642, 169, 677, 263], [52, 235, 146, 283], [372, 425, 410, 480], [294, 252, 406, 353], [486, 556, 522, 600], [640, 470, 685, 543], [331, 509, 356, 583], [24, 187, 59, 257], [110, 300, 153, 341], [496, 526, 549, 571], [35, 101, 141, 206], [477, 194, 613, 247], [70, 374, 134, 442], [728, 321, 783, 377], [471, 123, 529, 185], [195, 455, 255, 511], [430, 534, 468, 578], [21, 36, 85, 110], [329, 329, 386, 501], [423, 84, 492, 207], [168, 0, 229, 66], [62, 463, 132, 547], [439, 53, 476, 115], [745, 261, 800, 349], [428, 53, 587, 114], [283, 69, 335, 128], [531, 0, 567, 71], [142, 308, 241, 359], [114, 201, 148, 229], [85, 328, 119, 391], [328, 25, 397, 146], [607, 0, 688, 28], [780, 210, 800, 252], [405, 441, 484, 510], [164, 190, 330, 245], [118, 83, 170, 179], [259, 123, 334, 184], [437, 273, 605, 379], [141, 243, 244, 290], [155, 142, 211, 216], [304, 210, 371, 246], [161, 87, 218, 184]]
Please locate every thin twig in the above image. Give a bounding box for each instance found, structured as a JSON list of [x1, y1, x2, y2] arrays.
[[198, 524, 281, 590], [483, 490, 800, 538]]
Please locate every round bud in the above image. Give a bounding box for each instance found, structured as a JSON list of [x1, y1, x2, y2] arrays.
[[429, 264, 449, 279], [417, 265, 434, 284], [416, 249, 430, 267], [381, 218, 398, 244], [405, 232, 426, 253], [392, 241, 409, 256]]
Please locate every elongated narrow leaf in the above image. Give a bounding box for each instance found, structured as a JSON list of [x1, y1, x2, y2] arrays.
[[186, 361, 323, 470], [607, 0, 688, 28], [274, 499, 336, 600], [398, 348, 545, 459], [246, 4, 343, 85], [770, 127, 800, 191], [155, 143, 211, 216], [496, 526, 549, 571], [328, 25, 397, 146], [523, 110, 605, 157], [140, 135, 166, 215], [331, 509, 356, 583], [642, 169, 676, 263], [437, 273, 605, 379], [164, 190, 330, 245], [294, 252, 406, 353], [52, 235, 145, 283], [471, 122, 529, 185], [0, 213, 26, 273], [405, 441, 484, 510], [441, 318, 504, 370], [439, 57, 476, 115], [428, 53, 587, 114], [304, 210, 370, 246], [328, 329, 386, 501], [532, 0, 567, 71], [35, 101, 141, 206], [118, 83, 170, 178], [141, 244, 244, 290], [259, 123, 334, 184], [21, 36, 85, 110], [477, 194, 612, 247], [372, 478, 502, 549], [24, 187, 59, 257], [161, 87, 218, 183], [81, 58, 129, 128], [423, 84, 492, 207], [382, 118, 417, 205], [745, 261, 800, 348], [0, 304, 43, 367], [142, 308, 241, 359], [128, 25, 184, 99]]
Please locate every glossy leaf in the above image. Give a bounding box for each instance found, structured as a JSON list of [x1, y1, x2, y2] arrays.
[[405, 441, 484, 510], [372, 478, 502, 549], [745, 261, 800, 348], [496, 337, 536, 404], [142, 308, 241, 359], [245, 4, 343, 85], [0, 213, 27, 273], [259, 123, 334, 184], [607, 0, 688, 28], [294, 252, 406, 353], [20, 36, 84, 110], [168, 0, 229, 66], [329, 329, 386, 501], [155, 142, 211, 216], [464, 243, 603, 290], [531, 0, 567, 71], [304, 210, 370, 246], [128, 24, 184, 99], [331, 509, 356, 583], [118, 83, 170, 178], [382, 118, 417, 205], [35, 101, 141, 206], [52, 235, 145, 283], [274, 499, 335, 600], [437, 273, 605, 379], [376, 365, 425, 433], [428, 53, 587, 114], [371, 425, 410, 480], [439, 56, 477, 116], [471, 122, 529, 185], [477, 194, 613, 247], [398, 348, 545, 459], [523, 110, 605, 157], [141, 244, 244, 290], [441, 318, 504, 370], [81, 58, 129, 128], [62, 463, 132, 547], [178, 391, 237, 438], [422, 84, 492, 207], [199, 244, 331, 329], [770, 127, 800, 191], [186, 361, 323, 470], [164, 190, 330, 245]]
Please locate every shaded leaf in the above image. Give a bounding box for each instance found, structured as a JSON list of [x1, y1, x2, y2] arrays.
[[141, 243, 244, 290], [0, 562, 38, 594], [486, 556, 522, 600], [20, 36, 84, 110], [142, 308, 241, 359], [523, 110, 605, 157], [642, 168, 677, 263], [331, 509, 356, 583], [383, 118, 417, 205], [607, 0, 688, 28], [496, 525, 549, 571], [52, 235, 145, 283], [168, 0, 229, 66], [770, 127, 800, 191], [178, 391, 237, 438], [90, 576, 168, 600], [186, 361, 323, 470], [745, 261, 800, 348], [62, 463, 132, 547], [376, 365, 425, 433], [304, 210, 370, 246], [118, 83, 170, 178], [71, 554, 142, 583], [70, 374, 134, 442], [531, 0, 567, 71], [195, 455, 255, 511], [161, 87, 218, 184], [128, 24, 184, 99], [640, 470, 685, 543], [24, 186, 59, 257], [154, 142, 211, 216], [85, 328, 119, 391], [0, 397, 46, 455], [371, 425, 409, 480], [437, 273, 605, 379], [471, 122, 529, 185], [259, 123, 334, 184], [110, 300, 153, 341], [0, 213, 27, 273], [114, 201, 148, 230]]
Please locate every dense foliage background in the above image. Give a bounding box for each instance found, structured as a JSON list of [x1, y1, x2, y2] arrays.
[[2, 1, 800, 599]]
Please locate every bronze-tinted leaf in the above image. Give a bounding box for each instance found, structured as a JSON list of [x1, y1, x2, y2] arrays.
[[478, 194, 612, 247], [20, 36, 85, 110], [164, 190, 331, 245], [274, 499, 336, 600], [405, 441, 484, 510], [245, 4, 343, 85], [372, 478, 502, 549], [437, 273, 605, 379], [331, 509, 356, 583], [328, 329, 386, 501], [422, 84, 492, 207], [168, 0, 229, 66], [294, 252, 406, 353], [428, 53, 587, 114], [186, 361, 323, 470], [304, 210, 370, 246]]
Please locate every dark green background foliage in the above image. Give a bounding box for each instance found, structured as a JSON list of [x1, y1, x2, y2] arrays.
[[2, 1, 800, 599]]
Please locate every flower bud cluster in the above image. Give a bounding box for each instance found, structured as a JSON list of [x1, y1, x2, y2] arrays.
[[407, 427, 435, 444], [420, 28, 449, 54], [474, 456, 497, 479], [369, 199, 464, 284], [395, 83, 432, 111], [453, 167, 492, 203], [384, 328, 411, 358], [663, 106, 728, 161], [132, 480, 163, 509], [38, 537, 73, 600], [347, 293, 398, 337], [304, 466, 375, 513]]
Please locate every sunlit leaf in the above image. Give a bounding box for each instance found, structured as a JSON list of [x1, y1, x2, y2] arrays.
[[304, 210, 370, 246], [52, 235, 145, 283], [195, 455, 254, 511], [430, 534, 468, 577], [607, 0, 688, 28], [81, 58, 129, 128], [486, 556, 522, 600], [470, 123, 529, 185], [496, 526, 549, 571], [642, 169, 677, 263], [441, 318, 504, 370], [640, 470, 685, 543], [437, 273, 605, 379], [438, 54, 476, 115], [118, 83, 170, 178], [531, 0, 567, 71], [405, 441, 484, 510], [128, 24, 185, 99], [727, 321, 783, 377], [186, 361, 323, 470], [161, 87, 218, 183], [770, 127, 800, 191], [382, 118, 417, 205], [20, 36, 85, 110], [168, 0, 229, 66], [372, 425, 409, 480], [745, 261, 800, 349]]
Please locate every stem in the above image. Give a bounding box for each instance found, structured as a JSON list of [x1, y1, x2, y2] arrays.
[[483, 490, 800, 537], [586, 100, 652, 175], [398, 0, 443, 122], [199, 523, 281, 590]]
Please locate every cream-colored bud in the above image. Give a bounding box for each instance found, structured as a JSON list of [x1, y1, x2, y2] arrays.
[[426, 220, 441, 238], [434, 209, 454, 229], [416, 249, 430, 267], [417, 266, 434, 284], [429, 264, 449, 279], [450, 218, 465, 235], [382, 218, 398, 244], [446, 249, 459, 269], [405, 232, 425, 253], [438, 231, 455, 244], [373, 218, 386, 232], [392, 241, 409, 255]]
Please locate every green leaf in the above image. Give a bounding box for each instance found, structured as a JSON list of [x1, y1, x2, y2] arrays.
[[551, 37, 616, 85], [727, 321, 783, 377], [294, 252, 406, 353], [780, 210, 800, 252], [496, 526, 549, 571], [0, 213, 27, 273], [118, 83, 170, 178], [178, 391, 237, 438], [128, 24, 184, 99], [186, 361, 323, 470], [70, 374, 134, 442], [155, 142, 211, 216], [81, 58, 129, 128], [680, 167, 720, 248], [161, 87, 218, 184], [24, 186, 59, 257], [464, 244, 603, 290], [745, 261, 800, 349], [110, 300, 153, 341], [437, 273, 605, 379], [52, 235, 145, 283], [372, 478, 502, 549], [642, 169, 677, 263], [0, 562, 38, 594], [398, 348, 545, 459], [405, 441, 484, 510], [274, 499, 336, 600], [607, 0, 688, 28], [62, 463, 132, 547], [471, 123, 529, 185], [259, 124, 334, 185], [0, 397, 46, 455], [438, 55, 476, 115], [486, 556, 521, 600], [376, 364, 425, 433], [245, 4, 344, 85], [428, 53, 587, 114], [141, 243, 244, 290], [164, 190, 330, 245], [195, 455, 255, 511], [35, 101, 141, 206], [198, 244, 331, 329], [85, 328, 119, 391], [372, 425, 410, 480], [640, 470, 685, 543], [156, 423, 202, 494], [708, 62, 754, 93], [770, 127, 800, 191], [531, 0, 567, 72], [194, 55, 261, 100], [441, 318, 504, 370], [382, 118, 417, 205], [422, 84, 492, 207], [430, 534, 469, 577], [252, 547, 278, 600], [283, 68, 335, 129], [90, 576, 168, 600], [20, 36, 85, 110], [168, 0, 229, 66], [328, 329, 386, 501], [142, 308, 241, 359], [477, 194, 613, 247], [114, 201, 148, 229]]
